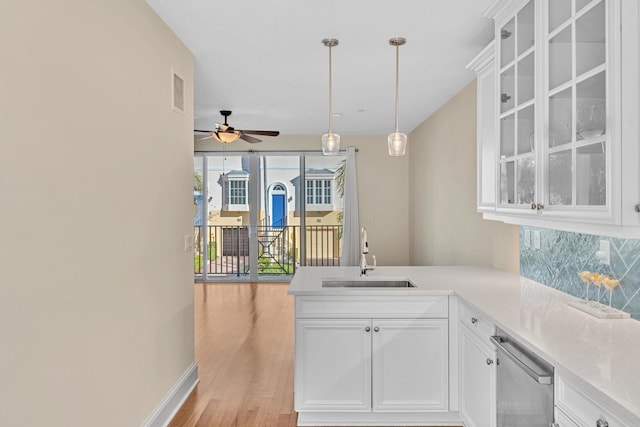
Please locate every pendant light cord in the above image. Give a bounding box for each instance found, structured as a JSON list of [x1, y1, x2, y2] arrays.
[[394, 44, 400, 133], [328, 44, 333, 133]]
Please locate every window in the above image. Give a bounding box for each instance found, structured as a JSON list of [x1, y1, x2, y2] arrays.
[[229, 179, 248, 205], [306, 179, 332, 205]]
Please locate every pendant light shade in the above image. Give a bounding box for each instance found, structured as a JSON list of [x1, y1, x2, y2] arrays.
[[322, 38, 340, 156], [388, 37, 407, 157], [388, 132, 407, 156], [321, 132, 341, 155]]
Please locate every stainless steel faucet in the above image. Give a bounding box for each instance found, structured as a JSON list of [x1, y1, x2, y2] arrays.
[[360, 227, 376, 276]]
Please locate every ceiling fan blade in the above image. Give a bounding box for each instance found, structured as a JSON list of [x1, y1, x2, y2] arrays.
[[194, 129, 214, 133], [240, 130, 280, 137], [240, 133, 262, 143], [195, 136, 214, 141]]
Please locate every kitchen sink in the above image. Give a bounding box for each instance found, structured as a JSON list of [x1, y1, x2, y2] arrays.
[[322, 278, 416, 288]]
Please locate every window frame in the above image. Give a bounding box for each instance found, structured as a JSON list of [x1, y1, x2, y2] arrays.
[[223, 173, 249, 211], [305, 178, 333, 209]]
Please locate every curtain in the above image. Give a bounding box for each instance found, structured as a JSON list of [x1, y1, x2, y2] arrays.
[[340, 146, 360, 266]]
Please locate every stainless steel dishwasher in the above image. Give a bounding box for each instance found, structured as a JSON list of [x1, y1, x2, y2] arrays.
[[491, 329, 554, 427]]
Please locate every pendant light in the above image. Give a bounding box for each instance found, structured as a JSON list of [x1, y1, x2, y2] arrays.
[[388, 37, 407, 156], [321, 38, 340, 155]]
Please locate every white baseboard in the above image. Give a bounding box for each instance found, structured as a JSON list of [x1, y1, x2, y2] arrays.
[[297, 410, 463, 426], [141, 361, 199, 427]]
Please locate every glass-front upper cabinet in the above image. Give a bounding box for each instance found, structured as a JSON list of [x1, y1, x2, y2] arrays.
[[480, 0, 638, 228], [498, 0, 536, 209], [546, 0, 609, 211]]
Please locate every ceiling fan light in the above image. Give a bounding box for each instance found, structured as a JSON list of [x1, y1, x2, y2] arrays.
[[388, 132, 407, 156], [322, 132, 341, 156], [212, 131, 240, 143]]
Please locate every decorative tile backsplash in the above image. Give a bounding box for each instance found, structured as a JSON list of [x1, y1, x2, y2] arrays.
[[520, 226, 640, 320]]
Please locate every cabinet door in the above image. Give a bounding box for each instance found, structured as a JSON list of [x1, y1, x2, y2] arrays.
[[372, 319, 448, 412], [555, 373, 631, 427], [475, 44, 497, 212], [554, 407, 580, 427], [459, 323, 496, 427], [497, 0, 538, 213], [544, 0, 617, 223], [294, 319, 371, 411]]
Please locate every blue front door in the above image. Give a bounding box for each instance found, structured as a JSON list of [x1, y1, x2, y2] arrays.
[[272, 194, 285, 228]]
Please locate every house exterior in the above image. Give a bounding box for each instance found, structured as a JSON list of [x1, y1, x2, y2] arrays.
[[194, 155, 346, 275]]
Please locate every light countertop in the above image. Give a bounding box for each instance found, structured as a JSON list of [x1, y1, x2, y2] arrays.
[[288, 266, 640, 424]]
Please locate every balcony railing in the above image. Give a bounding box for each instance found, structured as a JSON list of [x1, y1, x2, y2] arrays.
[[194, 224, 342, 278]]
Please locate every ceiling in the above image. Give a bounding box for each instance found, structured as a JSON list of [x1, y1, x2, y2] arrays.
[[146, 0, 495, 136]]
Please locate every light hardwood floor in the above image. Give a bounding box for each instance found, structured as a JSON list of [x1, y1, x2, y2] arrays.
[[169, 282, 297, 427], [169, 282, 460, 427]]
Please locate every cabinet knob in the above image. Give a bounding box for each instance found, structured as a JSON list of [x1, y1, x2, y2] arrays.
[[486, 358, 494, 365], [365, 326, 370, 332], [471, 317, 478, 324], [373, 327, 380, 332], [596, 419, 609, 427], [501, 93, 512, 103], [531, 203, 537, 210], [635, 204, 640, 213]]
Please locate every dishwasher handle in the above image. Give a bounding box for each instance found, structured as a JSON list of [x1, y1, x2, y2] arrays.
[[490, 335, 553, 385]]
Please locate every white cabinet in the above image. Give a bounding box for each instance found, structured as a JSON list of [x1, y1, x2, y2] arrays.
[[295, 319, 371, 411], [467, 42, 497, 213], [458, 301, 497, 427], [496, 0, 538, 214], [293, 295, 452, 425], [553, 407, 580, 427], [475, 0, 640, 233], [541, 0, 617, 223], [555, 373, 632, 427], [295, 318, 449, 413], [459, 324, 496, 427], [372, 319, 449, 412]]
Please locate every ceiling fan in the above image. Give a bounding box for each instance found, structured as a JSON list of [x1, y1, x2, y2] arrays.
[[195, 110, 280, 144]]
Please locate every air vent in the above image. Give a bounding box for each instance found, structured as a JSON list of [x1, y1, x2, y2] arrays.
[[172, 70, 184, 113]]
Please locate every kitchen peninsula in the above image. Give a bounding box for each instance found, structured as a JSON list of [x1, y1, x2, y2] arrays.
[[288, 266, 640, 427]]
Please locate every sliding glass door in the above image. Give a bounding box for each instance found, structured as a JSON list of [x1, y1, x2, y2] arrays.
[[194, 152, 346, 281]]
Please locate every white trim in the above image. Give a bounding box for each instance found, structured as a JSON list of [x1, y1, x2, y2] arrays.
[[466, 41, 496, 72], [296, 410, 463, 426], [140, 362, 199, 427], [482, 211, 640, 238], [490, 0, 531, 24], [305, 178, 333, 206], [483, 0, 507, 20]]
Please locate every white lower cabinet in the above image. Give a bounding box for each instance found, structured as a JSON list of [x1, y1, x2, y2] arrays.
[[554, 373, 631, 427], [295, 318, 448, 413], [459, 321, 496, 427], [554, 407, 579, 427], [372, 319, 449, 412], [295, 319, 372, 411]]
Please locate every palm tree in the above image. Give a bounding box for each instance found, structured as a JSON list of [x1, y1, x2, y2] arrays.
[[193, 173, 204, 270], [334, 159, 346, 234], [194, 172, 203, 217], [334, 159, 346, 198]]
